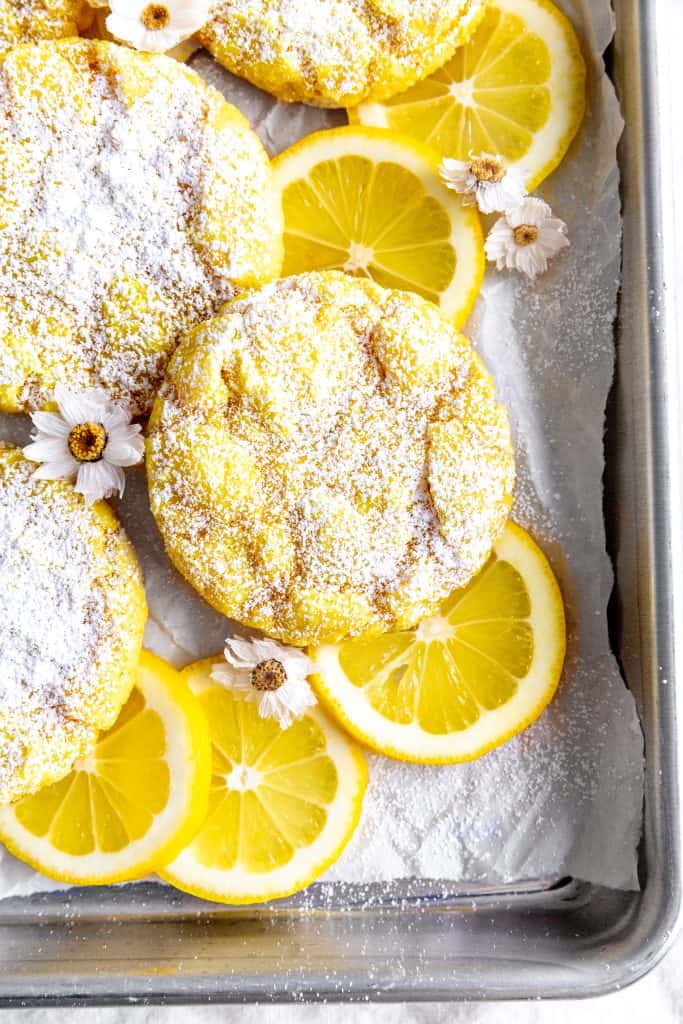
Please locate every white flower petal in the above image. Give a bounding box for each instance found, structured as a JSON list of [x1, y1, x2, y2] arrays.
[[224, 636, 262, 669], [508, 197, 552, 228], [23, 437, 70, 463], [475, 173, 528, 215], [485, 199, 568, 279], [442, 154, 528, 214], [104, 434, 145, 467], [210, 662, 234, 687], [537, 225, 570, 256], [172, 7, 208, 28], [29, 411, 70, 438], [214, 636, 316, 729], [100, 403, 132, 432], [106, 7, 197, 52], [75, 461, 123, 505], [515, 245, 547, 279], [54, 385, 93, 427], [252, 637, 290, 663], [211, 661, 254, 696], [484, 218, 514, 262], [439, 158, 476, 197], [143, 27, 189, 50], [31, 456, 79, 481], [280, 676, 317, 713]]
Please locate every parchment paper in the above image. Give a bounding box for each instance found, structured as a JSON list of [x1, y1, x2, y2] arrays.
[[0, 0, 644, 897]]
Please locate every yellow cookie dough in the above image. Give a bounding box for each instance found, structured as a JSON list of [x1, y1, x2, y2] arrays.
[[0, 447, 147, 806], [198, 0, 489, 107], [0, 0, 91, 59], [147, 271, 515, 646], [0, 39, 283, 416]]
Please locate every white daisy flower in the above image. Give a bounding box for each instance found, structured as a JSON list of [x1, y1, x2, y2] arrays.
[[23, 385, 144, 506], [211, 636, 317, 730], [439, 153, 527, 215], [106, 0, 209, 53], [484, 197, 570, 280]]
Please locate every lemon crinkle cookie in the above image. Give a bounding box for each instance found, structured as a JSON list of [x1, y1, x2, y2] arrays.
[[198, 0, 489, 108], [0, 39, 282, 417], [0, 0, 90, 59], [0, 447, 147, 806], [147, 271, 515, 647]]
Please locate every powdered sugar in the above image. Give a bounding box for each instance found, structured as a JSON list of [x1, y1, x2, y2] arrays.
[[0, 40, 279, 415], [0, 449, 144, 805], [147, 272, 514, 645], [199, 0, 487, 106], [0, 0, 644, 897], [0, 0, 88, 59]]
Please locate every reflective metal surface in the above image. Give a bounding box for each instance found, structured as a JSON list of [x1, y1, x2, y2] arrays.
[[0, 0, 679, 1003]]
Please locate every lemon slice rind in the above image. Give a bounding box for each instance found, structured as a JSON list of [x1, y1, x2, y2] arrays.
[[271, 125, 485, 327], [160, 662, 367, 905], [351, 0, 586, 192], [0, 651, 212, 885], [311, 522, 566, 764]]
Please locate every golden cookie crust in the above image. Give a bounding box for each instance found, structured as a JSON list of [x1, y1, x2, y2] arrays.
[[0, 447, 147, 806], [198, 0, 489, 107], [0, 39, 282, 416], [147, 271, 514, 646], [0, 0, 91, 60]]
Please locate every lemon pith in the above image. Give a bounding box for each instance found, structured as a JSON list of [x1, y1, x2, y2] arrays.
[[310, 522, 566, 764], [0, 651, 212, 885], [160, 657, 367, 904], [271, 126, 484, 327], [351, 0, 586, 191]]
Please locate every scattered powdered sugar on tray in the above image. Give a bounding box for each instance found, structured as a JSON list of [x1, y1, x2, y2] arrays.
[[188, 0, 644, 892], [0, 0, 644, 896]]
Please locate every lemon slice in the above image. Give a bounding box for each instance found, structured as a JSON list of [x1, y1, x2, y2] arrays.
[[351, 0, 586, 191], [311, 522, 566, 764], [160, 658, 367, 904], [271, 126, 484, 327], [0, 651, 211, 885]]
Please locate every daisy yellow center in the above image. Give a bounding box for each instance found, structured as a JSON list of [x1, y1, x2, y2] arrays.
[[513, 224, 539, 247], [469, 157, 505, 183], [141, 3, 171, 30], [67, 422, 107, 463], [251, 659, 286, 691]]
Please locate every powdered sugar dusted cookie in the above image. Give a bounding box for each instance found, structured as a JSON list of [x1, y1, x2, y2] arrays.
[[198, 0, 489, 107], [0, 447, 146, 806], [0, 0, 91, 59], [147, 271, 514, 646], [0, 39, 283, 416]]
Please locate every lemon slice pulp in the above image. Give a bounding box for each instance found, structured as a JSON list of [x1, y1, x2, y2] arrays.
[[160, 658, 367, 904], [272, 126, 484, 327], [0, 651, 211, 884], [352, 0, 586, 190], [311, 522, 566, 764]]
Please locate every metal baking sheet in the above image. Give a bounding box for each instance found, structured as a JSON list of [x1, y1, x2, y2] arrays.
[[0, 0, 679, 1003]]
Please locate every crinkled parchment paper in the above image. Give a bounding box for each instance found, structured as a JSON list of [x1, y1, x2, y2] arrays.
[[0, 0, 644, 897]]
